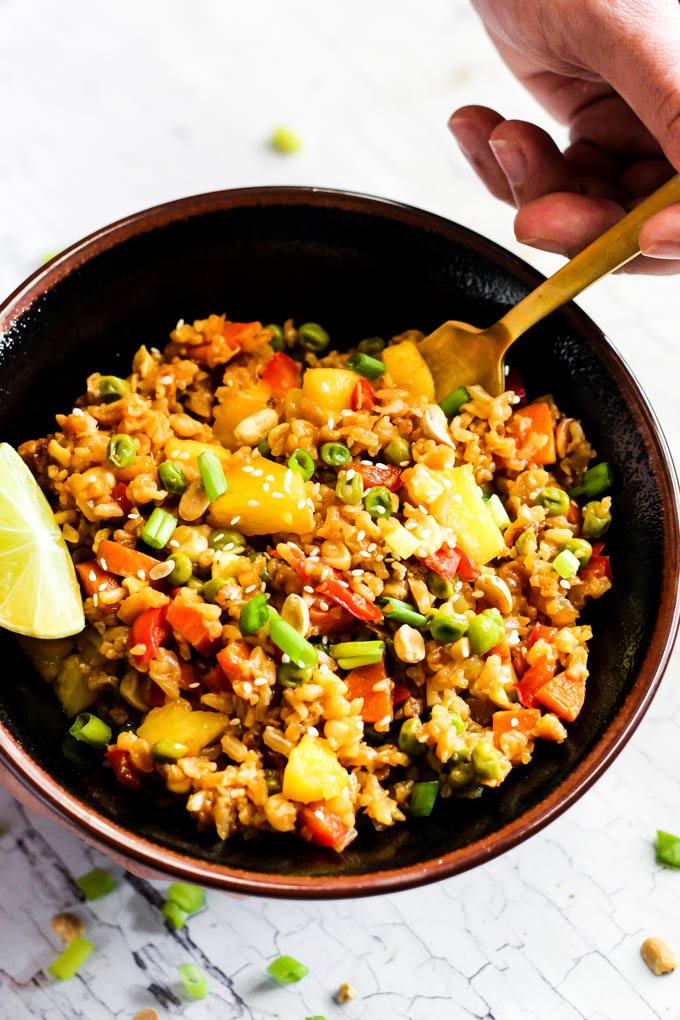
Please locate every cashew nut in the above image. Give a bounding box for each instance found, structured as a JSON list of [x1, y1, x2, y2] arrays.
[[281, 593, 310, 637], [421, 405, 455, 448], [475, 573, 513, 614], [394, 624, 426, 663], [234, 407, 279, 447]]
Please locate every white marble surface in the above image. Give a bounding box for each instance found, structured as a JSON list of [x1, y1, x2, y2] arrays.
[[0, 1, 679, 1018]]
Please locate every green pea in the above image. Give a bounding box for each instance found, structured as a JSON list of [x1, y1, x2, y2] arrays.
[[448, 761, 475, 789], [449, 745, 470, 764], [536, 486, 570, 516], [397, 717, 426, 758], [429, 611, 469, 644], [209, 528, 246, 551], [363, 485, 393, 520], [425, 571, 455, 600], [202, 577, 230, 603], [151, 740, 188, 762], [467, 608, 504, 656], [581, 500, 612, 540], [565, 538, 592, 567], [106, 434, 136, 469], [265, 323, 285, 351], [158, 460, 188, 495], [514, 530, 537, 557], [264, 768, 281, 794], [439, 385, 470, 420], [384, 438, 411, 466], [320, 442, 350, 467], [336, 470, 364, 504], [99, 375, 130, 403], [186, 574, 204, 591], [472, 740, 501, 781], [298, 322, 330, 353], [277, 661, 313, 688], [166, 552, 192, 586], [357, 336, 385, 356]]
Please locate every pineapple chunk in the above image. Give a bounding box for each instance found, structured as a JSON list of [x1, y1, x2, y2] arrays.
[[164, 438, 231, 483], [208, 457, 314, 536], [213, 381, 272, 451], [137, 698, 228, 756], [301, 368, 358, 417], [382, 340, 435, 400], [282, 734, 349, 803]]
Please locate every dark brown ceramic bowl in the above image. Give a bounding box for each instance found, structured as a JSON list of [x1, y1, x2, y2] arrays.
[[0, 187, 678, 898]]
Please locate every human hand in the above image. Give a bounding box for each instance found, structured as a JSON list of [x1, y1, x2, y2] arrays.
[[450, 0, 680, 273]]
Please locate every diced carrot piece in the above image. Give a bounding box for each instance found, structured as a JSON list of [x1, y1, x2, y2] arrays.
[[528, 623, 558, 646], [511, 643, 529, 679], [216, 640, 252, 684], [486, 639, 511, 662], [111, 482, 132, 516], [492, 708, 541, 748], [343, 660, 392, 723], [516, 655, 556, 708], [203, 665, 230, 692], [106, 747, 142, 791], [97, 540, 161, 581], [75, 559, 121, 597], [178, 661, 201, 690], [166, 601, 218, 656], [353, 462, 402, 491], [535, 670, 586, 722], [567, 500, 581, 525], [509, 402, 556, 465], [298, 803, 352, 850]]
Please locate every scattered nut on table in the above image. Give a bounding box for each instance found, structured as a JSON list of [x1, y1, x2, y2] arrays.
[[133, 1010, 159, 1020], [641, 936, 677, 975], [50, 911, 85, 944], [337, 981, 358, 1003]]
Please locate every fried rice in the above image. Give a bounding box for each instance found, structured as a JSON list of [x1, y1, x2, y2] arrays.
[[17, 314, 613, 852]]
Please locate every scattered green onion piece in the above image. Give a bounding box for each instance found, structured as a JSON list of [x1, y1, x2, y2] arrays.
[[486, 493, 510, 530], [398, 717, 426, 757], [48, 936, 95, 981], [158, 460, 188, 495], [552, 548, 580, 579], [179, 963, 209, 999], [151, 740, 188, 762], [329, 640, 384, 663], [202, 577, 230, 603], [581, 500, 612, 540], [269, 610, 318, 670], [106, 434, 136, 469], [320, 441, 350, 466], [569, 462, 613, 500], [357, 336, 385, 356], [656, 830, 680, 868], [288, 448, 315, 481], [166, 552, 192, 586], [429, 611, 469, 644], [168, 882, 205, 914], [439, 385, 470, 419], [536, 486, 570, 516], [197, 451, 228, 502], [265, 323, 285, 351], [336, 470, 364, 505], [345, 351, 386, 380], [472, 740, 501, 780], [425, 570, 454, 600], [239, 593, 269, 635], [335, 656, 382, 670], [277, 661, 313, 687], [467, 608, 504, 656], [141, 507, 177, 550], [271, 126, 303, 154], [99, 375, 130, 403], [384, 438, 411, 465], [264, 768, 281, 794], [449, 712, 465, 735], [41, 249, 61, 264], [162, 900, 189, 929], [298, 322, 330, 353], [69, 713, 112, 750], [410, 780, 439, 817], [208, 528, 246, 551], [565, 538, 593, 567], [305, 1016, 327, 1020], [377, 596, 426, 627], [75, 867, 117, 901], [364, 485, 393, 520], [267, 955, 309, 985]]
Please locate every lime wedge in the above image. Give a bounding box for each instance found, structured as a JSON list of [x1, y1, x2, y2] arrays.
[[0, 442, 84, 637]]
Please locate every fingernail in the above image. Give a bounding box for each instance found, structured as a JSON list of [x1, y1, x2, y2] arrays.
[[640, 240, 680, 259], [448, 116, 483, 160], [489, 139, 527, 193], [516, 235, 567, 256]]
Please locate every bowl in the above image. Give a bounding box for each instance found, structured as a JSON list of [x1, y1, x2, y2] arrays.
[[0, 187, 677, 898]]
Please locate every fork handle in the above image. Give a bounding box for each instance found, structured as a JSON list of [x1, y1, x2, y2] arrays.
[[495, 172, 680, 351]]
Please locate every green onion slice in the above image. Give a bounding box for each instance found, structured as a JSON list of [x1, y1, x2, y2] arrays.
[[75, 867, 118, 901], [168, 882, 205, 914], [239, 593, 269, 635], [267, 954, 309, 985], [377, 596, 426, 627], [69, 713, 112, 750], [48, 936, 95, 981], [197, 450, 228, 502], [141, 507, 177, 550], [268, 609, 318, 669], [179, 963, 209, 999]]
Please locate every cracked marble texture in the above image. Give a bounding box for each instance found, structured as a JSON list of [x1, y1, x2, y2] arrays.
[[0, 1, 678, 1018]]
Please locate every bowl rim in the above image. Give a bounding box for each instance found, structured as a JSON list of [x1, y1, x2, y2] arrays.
[[1, 184, 678, 898]]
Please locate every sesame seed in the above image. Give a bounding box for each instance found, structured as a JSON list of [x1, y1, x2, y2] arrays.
[[297, 499, 306, 509], [72, 407, 84, 416], [510, 717, 519, 728], [253, 677, 268, 687], [230, 516, 241, 525], [128, 511, 140, 520], [328, 418, 335, 429], [244, 584, 257, 593], [252, 469, 263, 477], [345, 469, 355, 481], [97, 582, 107, 592], [92, 593, 99, 606], [168, 539, 180, 547], [418, 504, 428, 514], [282, 653, 290, 664], [356, 530, 365, 541], [188, 682, 200, 689], [88, 570, 97, 582], [247, 499, 259, 507], [159, 376, 173, 384], [272, 491, 284, 499], [263, 483, 270, 491], [100, 560, 108, 570], [319, 601, 329, 610], [137, 570, 146, 580], [266, 474, 275, 482], [243, 465, 254, 473], [303, 585, 314, 594]]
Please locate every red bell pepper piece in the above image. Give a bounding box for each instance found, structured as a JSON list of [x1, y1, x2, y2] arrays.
[[261, 351, 300, 396], [528, 623, 558, 646], [343, 660, 392, 723], [393, 683, 411, 705], [106, 747, 142, 791], [353, 462, 402, 491], [129, 605, 171, 665], [298, 803, 352, 850], [516, 655, 556, 709], [535, 669, 586, 722], [350, 378, 376, 411], [203, 665, 231, 692], [511, 643, 529, 679], [316, 576, 383, 623], [423, 543, 461, 582], [492, 708, 541, 749], [308, 603, 354, 635], [75, 560, 121, 598], [147, 681, 166, 707], [273, 543, 311, 581], [505, 366, 527, 407], [486, 639, 511, 663], [580, 542, 611, 580], [111, 482, 132, 516]]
